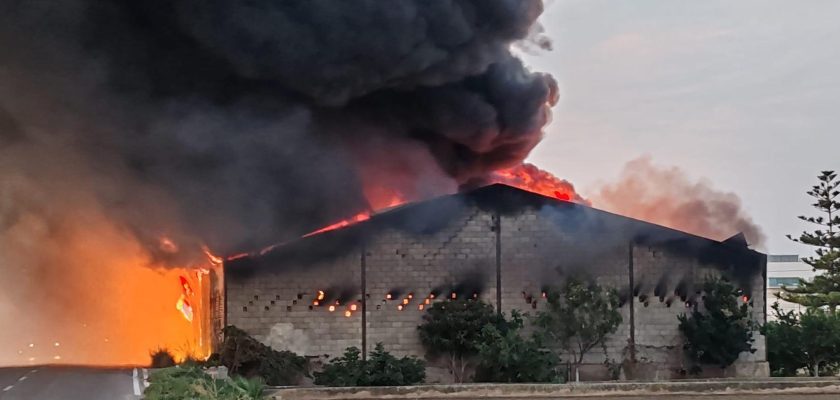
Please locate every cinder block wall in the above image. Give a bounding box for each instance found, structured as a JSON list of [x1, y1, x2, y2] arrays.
[[225, 204, 767, 381]]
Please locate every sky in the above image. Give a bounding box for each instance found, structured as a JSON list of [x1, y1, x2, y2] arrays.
[[521, 0, 840, 255]]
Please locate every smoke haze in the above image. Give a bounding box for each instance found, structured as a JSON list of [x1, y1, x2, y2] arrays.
[[593, 157, 765, 248]]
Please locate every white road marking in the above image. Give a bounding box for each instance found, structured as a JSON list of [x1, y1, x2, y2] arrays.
[[132, 368, 142, 396], [29, 369, 38, 374], [3, 385, 13, 392], [142, 368, 150, 387], [17, 376, 26, 382]]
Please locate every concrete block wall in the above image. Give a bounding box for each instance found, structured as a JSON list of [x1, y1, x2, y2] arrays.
[[631, 245, 767, 377], [225, 251, 362, 357], [365, 207, 497, 358], [499, 209, 632, 368]]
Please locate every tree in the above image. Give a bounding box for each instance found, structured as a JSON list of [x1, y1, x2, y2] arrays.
[[762, 304, 808, 377], [474, 311, 562, 383], [780, 171, 840, 310], [535, 279, 622, 381], [678, 276, 756, 371], [417, 298, 501, 383], [799, 309, 840, 377]]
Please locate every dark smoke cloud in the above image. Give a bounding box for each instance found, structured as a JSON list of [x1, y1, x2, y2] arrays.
[[1, 0, 556, 255], [0, 0, 556, 363], [593, 157, 766, 248]]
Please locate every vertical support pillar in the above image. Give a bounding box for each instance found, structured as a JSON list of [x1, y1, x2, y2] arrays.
[[495, 212, 502, 315], [628, 242, 637, 363], [361, 242, 368, 360]]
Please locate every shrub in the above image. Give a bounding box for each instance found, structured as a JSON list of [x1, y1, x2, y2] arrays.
[[678, 276, 756, 372], [150, 348, 176, 368], [417, 298, 502, 382], [474, 311, 562, 383], [144, 365, 265, 400], [219, 326, 308, 386], [314, 343, 425, 387]]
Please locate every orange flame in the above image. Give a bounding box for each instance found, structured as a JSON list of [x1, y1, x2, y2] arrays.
[[303, 212, 371, 237], [491, 163, 586, 203]]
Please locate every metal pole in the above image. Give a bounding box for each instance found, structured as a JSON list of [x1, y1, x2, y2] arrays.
[[361, 242, 368, 360], [628, 242, 637, 363], [495, 212, 502, 315]]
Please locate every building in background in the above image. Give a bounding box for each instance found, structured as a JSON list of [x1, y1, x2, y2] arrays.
[[766, 254, 814, 318]]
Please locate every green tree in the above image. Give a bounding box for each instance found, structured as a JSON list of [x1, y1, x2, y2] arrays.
[[780, 171, 840, 310], [417, 298, 501, 383], [799, 309, 840, 377], [474, 311, 562, 383], [762, 304, 808, 376], [678, 276, 756, 371], [762, 303, 840, 377], [535, 279, 622, 381]]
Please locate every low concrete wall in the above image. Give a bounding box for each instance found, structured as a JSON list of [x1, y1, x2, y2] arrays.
[[269, 379, 840, 399]]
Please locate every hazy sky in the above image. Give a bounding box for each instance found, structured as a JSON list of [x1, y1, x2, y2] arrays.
[[522, 0, 840, 255]]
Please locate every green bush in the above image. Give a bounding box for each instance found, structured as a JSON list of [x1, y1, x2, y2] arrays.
[[219, 326, 308, 386], [678, 276, 756, 372], [150, 348, 176, 368], [475, 311, 562, 383], [314, 343, 425, 386], [144, 365, 265, 400]]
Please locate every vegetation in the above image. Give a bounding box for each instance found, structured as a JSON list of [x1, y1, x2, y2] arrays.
[[535, 278, 621, 380], [763, 303, 840, 377], [144, 365, 265, 400], [474, 311, 562, 383], [218, 326, 309, 386], [780, 171, 840, 310], [417, 298, 502, 382], [678, 276, 757, 371], [150, 348, 177, 368], [763, 304, 808, 377], [313, 343, 425, 387]]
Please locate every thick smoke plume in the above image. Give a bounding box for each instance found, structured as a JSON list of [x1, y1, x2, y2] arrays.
[[0, 0, 556, 364], [593, 157, 765, 247]]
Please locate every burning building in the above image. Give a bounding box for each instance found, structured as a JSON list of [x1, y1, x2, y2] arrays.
[[222, 184, 768, 381], [0, 0, 765, 368]]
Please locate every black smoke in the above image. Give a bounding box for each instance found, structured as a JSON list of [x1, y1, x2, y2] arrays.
[[0, 0, 557, 257]]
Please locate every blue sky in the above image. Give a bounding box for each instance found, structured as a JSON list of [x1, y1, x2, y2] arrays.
[[521, 0, 840, 254]]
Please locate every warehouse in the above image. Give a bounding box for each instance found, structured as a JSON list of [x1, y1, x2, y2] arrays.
[[222, 184, 768, 381]]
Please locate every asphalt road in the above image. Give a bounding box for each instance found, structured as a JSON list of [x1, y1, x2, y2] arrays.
[[0, 366, 147, 400]]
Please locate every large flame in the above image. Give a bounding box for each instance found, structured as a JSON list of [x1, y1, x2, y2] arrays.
[[292, 163, 587, 241], [491, 163, 587, 204]]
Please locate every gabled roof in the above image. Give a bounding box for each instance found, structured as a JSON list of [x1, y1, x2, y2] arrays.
[[227, 184, 764, 280]]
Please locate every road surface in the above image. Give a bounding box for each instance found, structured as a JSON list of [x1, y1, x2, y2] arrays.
[[0, 366, 147, 400]]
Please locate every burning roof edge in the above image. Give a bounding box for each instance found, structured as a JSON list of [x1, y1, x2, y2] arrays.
[[230, 184, 765, 267]]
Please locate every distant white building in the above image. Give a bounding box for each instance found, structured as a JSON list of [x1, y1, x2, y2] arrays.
[[766, 254, 815, 319]]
